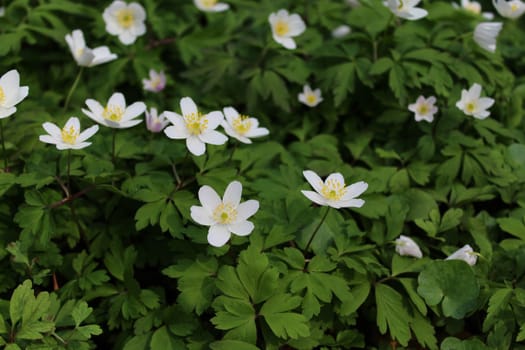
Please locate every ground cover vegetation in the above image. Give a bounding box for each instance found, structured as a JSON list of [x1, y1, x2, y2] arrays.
[[1, 0, 525, 349]]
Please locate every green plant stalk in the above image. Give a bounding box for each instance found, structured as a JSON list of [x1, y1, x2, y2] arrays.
[[0, 119, 7, 171], [111, 128, 117, 165], [304, 206, 330, 252], [66, 149, 72, 196], [63, 66, 84, 111]]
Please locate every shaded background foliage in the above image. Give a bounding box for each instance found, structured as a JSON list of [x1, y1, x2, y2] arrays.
[[1, 0, 525, 349]]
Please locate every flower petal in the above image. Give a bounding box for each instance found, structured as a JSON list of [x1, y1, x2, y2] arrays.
[[207, 225, 231, 247], [229, 221, 254, 236], [303, 170, 324, 193], [164, 124, 189, 139], [77, 125, 99, 143], [236, 200, 259, 221], [198, 185, 221, 213], [343, 181, 368, 200], [190, 205, 214, 226], [301, 190, 327, 206], [199, 130, 228, 145], [42, 122, 62, 138], [107, 92, 126, 109], [206, 111, 224, 130], [187, 136, 206, 156], [122, 101, 146, 121], [180, 97, 198, 117], [223, 181, 242, 207]]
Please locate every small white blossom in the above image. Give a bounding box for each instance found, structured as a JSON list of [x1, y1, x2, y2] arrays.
[[39, 117, 99, 150], [298, 85, 323, 107], [408, 95, 438, 122], [0, 7, 5, 17], [145, 107, 169, 133], [332, 25, 351, 38], [103, 0, 146, 45], [473, 22, 502, 52], [346, 0, 360, 7], [191, 181, 259, 247], [395, 235, 423, 258], [0, 70, 29, 119], [268, 9, 306, 50], [65, 29, 117, 67], [386, 0, 428, 20], [194, 0, 229, 12], [221, 107, 269, 144], [82, 92, 146, 128], [302, 170, 368, 209], [456, 83, 494, 119], [446, 244, 478, 266], [164, 97, 227, 156], [493, 0, 525, 18], [142, 69, 166, 93]]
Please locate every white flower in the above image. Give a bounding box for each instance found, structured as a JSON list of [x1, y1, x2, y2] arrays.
[[82, 92, 146, 128], [298, 85, 323, 107], [191, 181, 259, 247], [456, 83, 494, 119], [408, 95, 438, 122], [395, 235, 423, 258], [346, 0, 360, 7], [221, 107, 269, 144], [446, 244, 478, 266], [0, 70, 29, 119], [301, 170, 368, 209], [65, 29, 118, 68], [0, 7, 5, 17], [39, 117, 99, 150], [386, 0, 428, 20], [453, 0, 494, 18], [493, 0, 525, 18], [473, 22, 502, 52], [332, 25, 351, 38], [142, 69, 166, 92], [163, 97, 228, 156], [268, 9, 306, 50], [103, 1, 146, 45], [194, 0, 229, 12]]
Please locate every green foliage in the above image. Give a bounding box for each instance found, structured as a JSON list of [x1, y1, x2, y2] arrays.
[[1, 0, 525, 348]]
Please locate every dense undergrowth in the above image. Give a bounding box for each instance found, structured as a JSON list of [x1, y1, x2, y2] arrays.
[[1, 0, 525, 349]]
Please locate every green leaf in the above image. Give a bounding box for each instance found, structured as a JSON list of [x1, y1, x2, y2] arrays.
[[417, 260, 479, 319], [369, 57, 393, 75], [75, 324, 103, 339], [497, 217, 525, 241], [375, 283, 411, 346], [441, 337, 489, 350], [259, 294, 309, 339], [482, 288, 513, 331], [236, 247, 279, 304], [210, 340, 260, 350], [150, 326, 184, 350], [211, 298, 256, 344], [10, 280, 33, 327], [71, 301, 93, 327]]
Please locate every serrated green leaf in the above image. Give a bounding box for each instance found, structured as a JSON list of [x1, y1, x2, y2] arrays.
[[150, 326, 184, 350], [260, 294, 309, 339], [375, 283, 411, 346]]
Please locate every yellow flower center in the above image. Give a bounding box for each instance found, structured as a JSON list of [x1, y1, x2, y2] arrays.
[[0, 87, 4, 105], [103, 105, 125, 122], [465, 102, 476, 113], [511, 3, 519, 11], [306, 94, 317, 105], [185, 112, 208, 135], [213, 203, 237, 224], [232, 115, 252, 136], [117, 9, 135, 29], [417, 104, 429, 115], [200, 0, 218, 8], [320, 179, 346, 201], [61, 126, 79, 145], [274, 20, 290, 36]]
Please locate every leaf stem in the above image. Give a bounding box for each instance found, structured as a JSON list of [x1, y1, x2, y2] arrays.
[[304, 206, 330, 252], [64, 66, 84, 111], [67, 149, 72, 195], [0, 119, 7, 171], [111, 129, 117, 165]]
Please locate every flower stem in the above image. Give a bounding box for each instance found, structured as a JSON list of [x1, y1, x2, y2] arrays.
[[304, 206, 330, 252], [0, 120, 7, 171], [63, 66, 84, 111], [66, 149, 72, 195], [111, 129, 117, 165]]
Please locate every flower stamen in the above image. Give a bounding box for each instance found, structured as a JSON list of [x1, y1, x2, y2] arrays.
[[320, 179, 346, 201], [103, 105, 125, 122], [116, 9, 134, 29], [61, 126, 79, 145], [274, 20, 290, 36], [465, 102, 476, 113], [0, 87, 4, 105], [185, 112, 208, 135], [201, 0, 218, 8], [232, 115, 252, 136], [212, 203, 237, 224]]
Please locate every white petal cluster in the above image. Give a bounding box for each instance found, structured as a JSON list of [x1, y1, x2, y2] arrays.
[[191, 181, 259, 247], [386, 0, 428, 20], [332, 25, 351, 38], [145, 107, 169, 133], [103, 1, 146, 45], [408, 95, 438, 122], [456, 83, 494, 119], [298, 85, 323, 107], [395, 235, 423, 258], [473, 22, 502, 52], [0, 7, 5, 17], [142, 69, 166, 93], [446, 244, 478, 266], [194, 0, 229, 12], [39, 117, 99, 150], [221, 107, 269, 144], [82, 92, 146, 128], [493, 0, 525, 18], [164, 97, 228, 156], [65, 29, 117, 67], [268, 9, 306, 50], [302, 170, 368, 209], [0, 70, 29, 119]]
